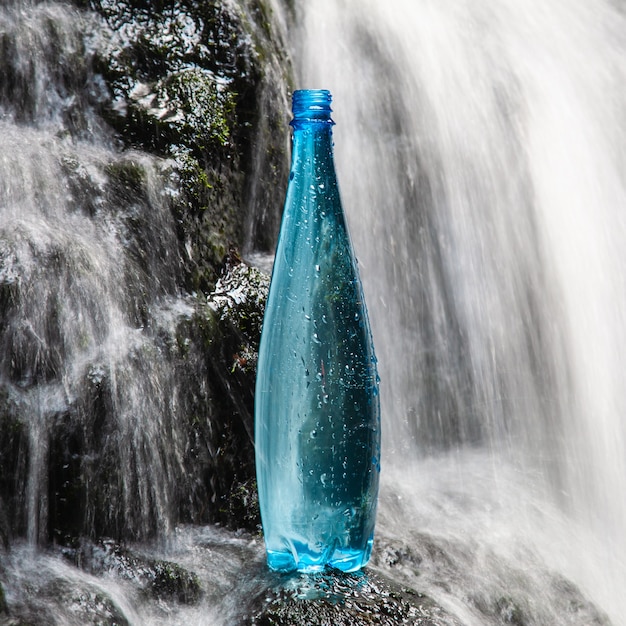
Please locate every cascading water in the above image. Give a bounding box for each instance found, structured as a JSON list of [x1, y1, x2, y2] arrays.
[[0, 1, 286, 622], [0, 1, 195, 545], [297, 0, 626, 623], [1, 0, 626, 624]]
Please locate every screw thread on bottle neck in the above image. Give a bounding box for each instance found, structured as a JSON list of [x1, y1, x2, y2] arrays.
[[291, 89, 334, 126]]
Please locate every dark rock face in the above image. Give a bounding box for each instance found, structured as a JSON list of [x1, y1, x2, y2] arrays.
[[84, 0, 292, 291], [175, 255, 268, 532], [0, 0, 287, 546], [0, 255, 268, 544]]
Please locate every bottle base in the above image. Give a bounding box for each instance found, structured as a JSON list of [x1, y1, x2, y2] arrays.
[[267, 540, 373, 574]]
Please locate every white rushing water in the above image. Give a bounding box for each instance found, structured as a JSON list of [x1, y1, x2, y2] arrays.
[[296, 0, 626, 622]]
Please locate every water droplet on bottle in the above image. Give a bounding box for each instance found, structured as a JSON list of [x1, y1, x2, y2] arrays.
[[310, 429, 317, 438], [354, 312, 360, 321], [312, 333, 321, 344], [315, 264, 320, 272]]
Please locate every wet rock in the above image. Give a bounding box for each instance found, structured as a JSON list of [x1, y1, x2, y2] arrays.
[[1, 0, 284, 548], [0, 240, 268, 544], [187, 252, 269, 531], [0, 394, 27, 541], [370, 533, 614, 626], [83, 0, 292, 292], [0, 574, 129, 626], [243, 569, 465, 626], [204, 252, 269, 440], [221, 476, 261, 533], [66, 538, 201, 604], [0, 3, 102, 137], [0, 580, 7, 615]]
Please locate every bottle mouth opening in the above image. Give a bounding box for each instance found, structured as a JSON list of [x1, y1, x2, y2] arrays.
[[291, 89, 333, 122]]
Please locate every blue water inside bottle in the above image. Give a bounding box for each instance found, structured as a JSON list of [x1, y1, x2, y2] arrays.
[[255, 89, 381, 573]]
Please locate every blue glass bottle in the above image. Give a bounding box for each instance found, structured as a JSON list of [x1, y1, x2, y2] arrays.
[[255, 89, 381, 573]]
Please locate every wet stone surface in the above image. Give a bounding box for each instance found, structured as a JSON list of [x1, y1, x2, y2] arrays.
[[64, 538, 202, 605], [242, 569, 465, 626]]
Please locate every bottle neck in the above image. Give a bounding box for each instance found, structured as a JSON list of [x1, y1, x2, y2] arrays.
[[288, 89, 337, 187], [290, 89, 335, 130]]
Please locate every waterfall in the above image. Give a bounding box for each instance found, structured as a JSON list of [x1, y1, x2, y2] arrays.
[[297, 0, 626, 621], [1, 0, 626, 624], [0, 1, 196, 542]]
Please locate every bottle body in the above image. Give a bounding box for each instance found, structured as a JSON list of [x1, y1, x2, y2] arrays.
[[255, 90, 381, 573]]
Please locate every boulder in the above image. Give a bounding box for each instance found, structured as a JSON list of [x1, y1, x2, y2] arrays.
[[243, 569, 465, 626]]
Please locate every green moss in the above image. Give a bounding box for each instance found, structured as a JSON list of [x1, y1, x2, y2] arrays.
[[159, 68, 235, 151], [168, 149, 244, 293], [104, 158, 147, 192], [89, 0, 292, 293], [149, 560, 201, 604], [219, 477, 260, 531], [175, 152, 212, 201]]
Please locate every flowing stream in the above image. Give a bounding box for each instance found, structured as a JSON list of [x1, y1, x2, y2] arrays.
[[2, 0, 626, 624]]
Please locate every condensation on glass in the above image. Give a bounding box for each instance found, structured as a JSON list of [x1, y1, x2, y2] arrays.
[[255, 89, 381, 573]]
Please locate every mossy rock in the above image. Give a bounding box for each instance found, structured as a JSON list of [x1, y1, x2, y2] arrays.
[[149, 560, 202, 604], [220, 477, 260, 532], [66, 539, 201, 605], [84, 0, 292, 290]]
